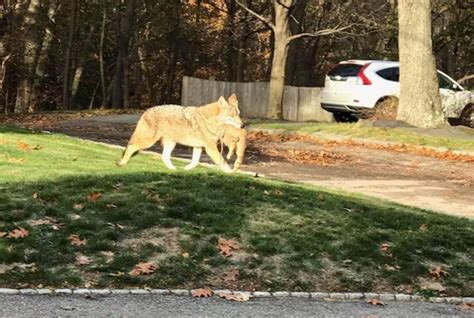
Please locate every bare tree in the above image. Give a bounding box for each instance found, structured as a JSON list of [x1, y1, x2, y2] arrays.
[[236, 0, 352, 119], [397, 0, 446, 127]]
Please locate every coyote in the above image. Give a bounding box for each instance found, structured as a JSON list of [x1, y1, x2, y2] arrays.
[[118, 94, 244, 172]]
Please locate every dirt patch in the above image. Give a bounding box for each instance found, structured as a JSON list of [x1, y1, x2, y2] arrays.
[[119, 227, 188, 262]]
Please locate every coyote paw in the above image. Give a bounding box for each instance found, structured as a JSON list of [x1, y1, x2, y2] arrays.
[[184, 163, 197, 170], [116, 161, 126, 167], [221, 164, 233, 173]]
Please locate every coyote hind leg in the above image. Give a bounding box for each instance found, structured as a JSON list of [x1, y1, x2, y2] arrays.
[[161, 139, 177, 170]]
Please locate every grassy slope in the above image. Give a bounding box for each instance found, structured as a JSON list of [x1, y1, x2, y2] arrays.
[[0, 127, 473, 295], [248, 121, 474, 152]]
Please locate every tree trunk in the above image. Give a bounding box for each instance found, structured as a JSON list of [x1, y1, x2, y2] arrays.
[[397, 0, 446, 128], [71, 25, 95, 102], [61, 0, 77, 110], [15, 0, 41, 113], [99, 2, 107, 108], [112, 0, 135, 109], [266, 0, 291, 119]]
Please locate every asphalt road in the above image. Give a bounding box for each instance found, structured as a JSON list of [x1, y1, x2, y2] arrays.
[[1, 295, 472, 318]]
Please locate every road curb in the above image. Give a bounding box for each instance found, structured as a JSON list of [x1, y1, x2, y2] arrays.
[[0, 288, 472, 303]]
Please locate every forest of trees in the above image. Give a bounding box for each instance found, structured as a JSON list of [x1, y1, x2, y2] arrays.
[[0, 0, 472, 114]]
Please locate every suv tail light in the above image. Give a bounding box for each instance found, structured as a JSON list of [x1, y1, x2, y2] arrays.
[[357, 63, 372, 85]]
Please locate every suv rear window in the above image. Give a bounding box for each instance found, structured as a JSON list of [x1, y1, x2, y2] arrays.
[[328, 64, 363, 77], [377, 67, 399, 82]]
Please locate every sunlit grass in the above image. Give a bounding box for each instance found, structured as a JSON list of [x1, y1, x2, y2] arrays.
[[0, 127, 473, 295]]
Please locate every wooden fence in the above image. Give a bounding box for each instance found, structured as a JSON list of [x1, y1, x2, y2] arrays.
[[181, 76, 334, 122]]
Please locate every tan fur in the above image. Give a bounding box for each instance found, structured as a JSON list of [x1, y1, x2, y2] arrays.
[[221, 126, 247, 171], [118, 95, 243, 172]]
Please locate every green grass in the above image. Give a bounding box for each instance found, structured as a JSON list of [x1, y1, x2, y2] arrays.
[[248, 120, 474, 152], [1, 127, 473, 295]]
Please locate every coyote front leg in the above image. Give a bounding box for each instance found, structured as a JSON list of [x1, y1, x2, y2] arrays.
[[185, 147, 202, 170]]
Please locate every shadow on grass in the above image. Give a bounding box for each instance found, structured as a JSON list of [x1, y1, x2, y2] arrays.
[[0, 171, 473, 295]]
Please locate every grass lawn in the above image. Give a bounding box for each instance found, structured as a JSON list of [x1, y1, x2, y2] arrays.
[[0, 127, 473, 296], [248, 120, 474, 152]]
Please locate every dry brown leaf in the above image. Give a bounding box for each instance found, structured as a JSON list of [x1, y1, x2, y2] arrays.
[[73, 203, 84, 211], [75, 253, 92, 265], [222, 268, 240, 283], [367, 298, 385, 306], [218, 292, 250, 302], [32, 192, 39, 199], [8, 157, 26, 163], [457, 302, 474, 312], [28, 216, 60, 227], [419, 224, 428, 231], [429, 266, 448, 279], [8, 227, 29, 239], [87, 191, 102, 202], [217, 238, 240, 257], [69, 234, 87, 246], [17, 141, 30, 151], [130, 262, 157, 276], [191, 288, 213, 298], [101, 251, 115, 263]]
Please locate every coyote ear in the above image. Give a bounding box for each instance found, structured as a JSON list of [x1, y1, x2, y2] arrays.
[[228, 93, 238, 107], [218, 96, 229, 108]]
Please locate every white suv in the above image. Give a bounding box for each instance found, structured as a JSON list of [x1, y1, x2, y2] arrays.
[[321, 60, 473, 127]]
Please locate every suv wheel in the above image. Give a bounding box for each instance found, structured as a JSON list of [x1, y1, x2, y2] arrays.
[[459, 104, 473, 128]]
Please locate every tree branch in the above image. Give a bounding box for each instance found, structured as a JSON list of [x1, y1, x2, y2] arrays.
[[235, 0, 275, 31], [456, 74, 474, 85], [287, 24, 355, 42]]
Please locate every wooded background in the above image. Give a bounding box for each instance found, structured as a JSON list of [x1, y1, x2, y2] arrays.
[[0, 0, 472, 114]]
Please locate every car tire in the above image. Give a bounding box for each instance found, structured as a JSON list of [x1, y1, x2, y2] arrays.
[[370, 97, 398, 120], [459, 104, 473, 128], [333, 112, 358, 123]]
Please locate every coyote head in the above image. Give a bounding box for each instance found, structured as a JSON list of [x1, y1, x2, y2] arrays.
[[217, 94, 244, 129]]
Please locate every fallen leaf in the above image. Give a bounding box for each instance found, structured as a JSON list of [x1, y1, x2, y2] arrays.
[[0, 263, 36, 274], [17, 141, 30, 151], [101, 251, 115, 263], [75, 253, 92, 265], [116, 224, 124, 230], [32, 192, 39, 199], [113, 183, 123, 190], [192, 288, 213, 298], [8, 227, 29, 239], [32, 144, 42, 150], [69, 234, 87, 246], [218, 292, 250, 302], [28, 216, 60, 227], [222, 268, 239, 283], [8, 157, 26, 163], [87, 191, 102, 202], [421, 281, 446, 292], [419, 224, 428, 231], [429, 266, 448, 279], [457, 302, 474, 312], [0, 231, 7, 238], [367, 298, 385, 306], [73, 203, 84, 211], [217, 238, 240, 257], [106, 204, 117, 208], [70, 214, 81, 220], [182, 252, 190, 258], [130, 262, 157, 276]]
